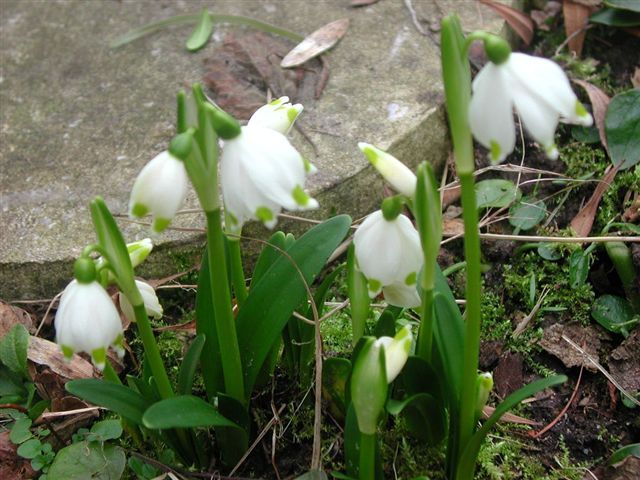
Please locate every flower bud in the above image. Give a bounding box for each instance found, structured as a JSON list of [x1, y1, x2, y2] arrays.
[[118, 279, 163, 323], [248, 96, 303, 135], [374, 325, 413, 383], [358, 143, 417, 198]]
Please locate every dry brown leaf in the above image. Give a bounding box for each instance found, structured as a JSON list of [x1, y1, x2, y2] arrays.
[[540, 323, 604, 372], [28, 336, 96, 380], [281, 18, 350, 68], [478, 0, 534, 45], [482, 406, 542, 426], [350, 0, 380, 6], [563, 0, 590, 56], [0, 431, 36, 479], [0, 302, 34, 336], [442, 185, 461, 206], [443, 218, 465, 236], [570, 164, 620, 237], [573, 78, 611, 151], [632, 67, 640, 89], [530, 1, 563, 30], [571, 0, 601, 6]]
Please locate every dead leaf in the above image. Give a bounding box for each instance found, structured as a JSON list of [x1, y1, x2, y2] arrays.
[[350, 0, 380, 6], [482, 405, 541, 426], [204, 32, 321, 119], [478, 0, 534, 45], [592, 456, 640, 480], [570, 164, 620, 237], [563, 0, 591, 56], [608, 329, 640, 393], [442, 185, 461, 207], [0, 432, 36, 479], [622, 194, 639, 223], [0, 302, 34, 336], [540, 323, 604, 372], [494, 352, 523, 397], [573, 79, 610, 151], [443, 218, 465, 237], [571, 0, 601, 6], [281, 18, 350, 68], [632, 67, 640, 89], [28, 336, 96, 380], [530, 1, 563, 31]]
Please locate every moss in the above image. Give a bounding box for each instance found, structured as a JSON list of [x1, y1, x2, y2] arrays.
[[560, 142, 608, 180], [480, 291, 511, 342]]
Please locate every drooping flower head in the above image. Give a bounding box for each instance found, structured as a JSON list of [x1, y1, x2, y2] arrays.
[[210, 101, 317, 234], [129, 151, 188, 233], [353, 201, 423, 308], [54, 257, 124, 370], [247, 96, 303, 135], [469, 37, 593, 164], [358, 143, 417, 198], [118, 279, 163, 324]]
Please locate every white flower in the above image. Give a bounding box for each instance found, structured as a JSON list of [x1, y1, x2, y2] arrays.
[[247, 96, 303, 135], [220, 125, 318, 233], [469, 52, 593, 163], [55, 280, 124, 370], [353, 210, 423, 308], [358, 143, 417, 197], [129, 151, 188, 233], [119, 280, 163, 324], [375, 325, 413, 383]]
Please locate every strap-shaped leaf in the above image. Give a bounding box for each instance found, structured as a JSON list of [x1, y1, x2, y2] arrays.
[[237, 215, 351, 396], [387, 392, 446, 444], [66, 379, 149, 425], [186, 9, 213, 52], [250, 231, 287, 290], [178, 334, 206, 395], [456, 375, 567, 480], [142, 395, 239, 430]]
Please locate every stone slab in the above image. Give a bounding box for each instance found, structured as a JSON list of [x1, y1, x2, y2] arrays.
[[0, 0, 511, 300]]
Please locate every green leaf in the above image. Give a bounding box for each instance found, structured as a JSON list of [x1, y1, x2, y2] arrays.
[[87, 419, 123, 442], [606, 89, 640, 169], [605, 0, 640, 13], [591, 295, 637, 335], [350, 337, 387, 435], [250, 231, 287, 290], [608, 443, 640, 465], [591, 7, 640, 26], [509, 197, 546, 231], [178, 334, 206, 395], [186, 9, 213, 51], [322, 357, 352, 418], [237, 215, 351, 396], [347, 243, 370, 345], [537, 243, 562, 261], [432, 288, 464, 403], [374, 307, 400, 338], [569, 249, 590, 288], [9, 417, 32, 444], [456, 375, 567, 480], [387, 393, 446, 444], [66, 379, 149, 425], [475, 179, 521, 209], [142, 395, 239, 429], [571, 124, 601, 143], [17, 438, 42, 459], [0, 324, 29, 376], [48, 441, 126, 480]]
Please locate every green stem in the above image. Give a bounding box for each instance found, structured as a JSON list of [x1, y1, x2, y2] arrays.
[[417, 286, 434, 361], [359, 433, 376, 480], [133, 303, 174, 399], [228, 238, 248, 309], [442, 261, 467, 277], [205, 209, 245, 403], [457, 171, 483, 463]]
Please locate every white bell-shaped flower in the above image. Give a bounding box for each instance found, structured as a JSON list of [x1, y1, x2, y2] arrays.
[[469, 52, 593, 163], [358, 143, 417, 198], [55, 279, 124, 371], [374, 325, 413, 383], [118, 280, 163, 324], [220, 125, 318, 233], [247, 96, 303, 135], [129, 151, 188, 233], [353, 210, 423, 308]]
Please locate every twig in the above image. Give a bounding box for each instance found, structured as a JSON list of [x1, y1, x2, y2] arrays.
[[513, 287, 550, 337], [35, 292, 62, 336], [404, 0, 429, 36], [530, 366, 583, 439], [561, 335, 640, 407], [555, 24, 594, 57], [468, 233, 640, 243], [40, 406, 103, 419]]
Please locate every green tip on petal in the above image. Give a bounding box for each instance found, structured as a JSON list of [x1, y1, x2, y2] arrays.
[[545, 144, 559, 160], [404, 272, 417, 286], [302, 157, 316, 174], [287, 107, 299, 123], [74, 256, 97, 284], [91, 347, 107, 371], [61, 345, 74, 360], [359, 143, 379, 166], [131, 203, 149, 218], [152, 218, 171, 233], [368, 278, 381, 295], [292, 185, 310, 206], [256, 206, 274, 223], [489, 140, 503, 163]]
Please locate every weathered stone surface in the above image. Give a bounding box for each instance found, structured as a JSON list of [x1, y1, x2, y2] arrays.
[[0, 0, 511, 299]]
